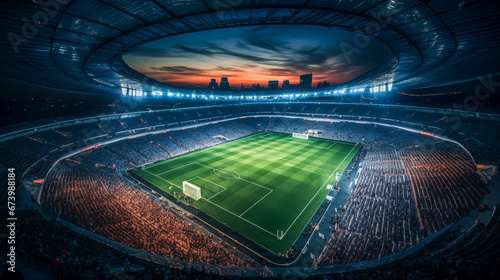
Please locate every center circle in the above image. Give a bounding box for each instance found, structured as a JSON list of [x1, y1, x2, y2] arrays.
[[214, 169, 241, 179]]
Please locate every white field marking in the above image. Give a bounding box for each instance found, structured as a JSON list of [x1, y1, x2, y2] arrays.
[[208, 189, 227, 200], [253, 150, 333, 173], [327, 142, 337, 149], [143, 169, 183, 190], [144, 168, 277, 237], [188, 176, 227, 191], [145, 155, 199, 171], [289, 140, 337, 150], [187, 176, 227, 200], [194, 162, 273, 191], [144, 133, 268, 171], [239, 189, 273, 217], [194, 161, 274, 222], [200, 197, 278, 237], [144, 132, 279, 171], [157, 162, 198, 175], [281, 144, 359, 239], [213, 169, 241, 179]]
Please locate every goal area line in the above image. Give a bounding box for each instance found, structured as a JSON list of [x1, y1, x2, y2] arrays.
[[142, 162, 279, 237]]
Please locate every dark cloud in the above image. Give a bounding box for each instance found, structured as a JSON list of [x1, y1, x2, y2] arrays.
[[122, 25, 391, 87], [149, 66, 211, 77], [239, 35, 289, 54], [176, 46, 217, 56], [206, 42, 283, 63], [214, 66, 246, 73], [152, 66, 203, 72]]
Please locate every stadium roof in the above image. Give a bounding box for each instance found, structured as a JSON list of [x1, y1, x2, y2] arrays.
[[1, 0, 499, 97]]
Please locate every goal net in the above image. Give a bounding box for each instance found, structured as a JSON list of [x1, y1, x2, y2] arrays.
[[183, 181, 201, 200], [292, 133, 309, 140]]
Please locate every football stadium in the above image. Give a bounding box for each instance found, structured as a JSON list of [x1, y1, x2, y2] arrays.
[[0, 0, 499, 279]]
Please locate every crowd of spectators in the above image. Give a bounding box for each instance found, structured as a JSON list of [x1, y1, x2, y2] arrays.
[[318, 149, 424, 265], [400, 142, 488, 233], [1, 208, 257, 280], [1, 102, 498, 164], [0, 102, 497, 279], [40, 162, 248, 267], [1, 207, 498, 279], [73, 119, 260, 169]]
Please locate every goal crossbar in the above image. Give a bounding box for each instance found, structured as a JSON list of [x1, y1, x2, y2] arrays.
[[292, 133, 308, 140], [183, 181, 201, 200]]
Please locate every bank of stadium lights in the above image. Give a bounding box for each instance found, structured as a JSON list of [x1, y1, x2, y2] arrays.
[[370, 83, 393, 93], [150, 90, 161, 96], [127, 88, 144, 97], [120, 86, 385, 100]]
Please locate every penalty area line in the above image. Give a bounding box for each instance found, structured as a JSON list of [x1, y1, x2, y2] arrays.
[[194, 162, 273, 192], [327, 142, 337, 149], [157, 162, 198, 175], [142, 169, 182, 190], [200, 197, 278, 237], [144, 169, 277, 237], [239, 189, 273, 217]]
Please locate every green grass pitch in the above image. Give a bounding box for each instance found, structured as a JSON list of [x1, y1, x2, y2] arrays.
[[135, 132, 360, 255]]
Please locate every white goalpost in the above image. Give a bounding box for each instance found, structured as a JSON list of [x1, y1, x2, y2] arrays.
[[292, 133, 309, 140], [183, 181, 201, 200], [277, 230, 284, 240]]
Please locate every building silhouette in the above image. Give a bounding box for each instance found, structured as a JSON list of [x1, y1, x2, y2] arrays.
[[251, 83, 261, 91], [220, 77, 230, 90], [282, 80, 290, 90], [300, 73, 312, 89], [318, 80, 330, 88], [268, 80, 279, 90], [207, 79, 218, 90]]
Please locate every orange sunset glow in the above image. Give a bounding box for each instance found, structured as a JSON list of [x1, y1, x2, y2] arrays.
[[123, 25, 391, 89]]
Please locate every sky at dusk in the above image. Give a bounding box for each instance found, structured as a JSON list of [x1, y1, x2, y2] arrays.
[[122, 25, 391, 89]]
